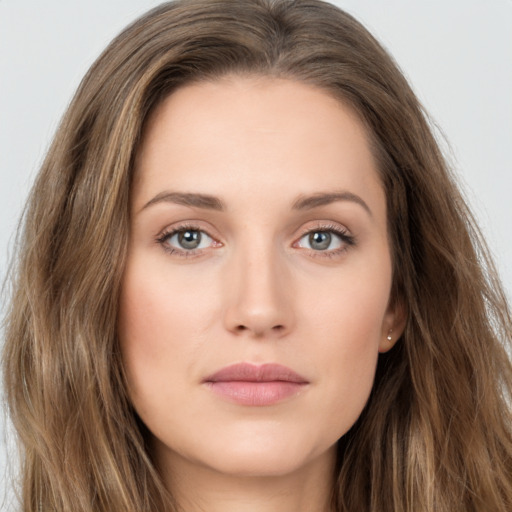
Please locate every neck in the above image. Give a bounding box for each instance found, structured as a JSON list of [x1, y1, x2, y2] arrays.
[[155, 445, 337, 512]]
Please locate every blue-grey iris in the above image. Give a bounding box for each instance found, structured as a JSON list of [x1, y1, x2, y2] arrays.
[[309, 231, 331, 250], [178, 230, 202, 249]]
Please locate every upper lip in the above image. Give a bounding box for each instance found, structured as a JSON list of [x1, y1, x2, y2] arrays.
[[203, 363, 309, 384]]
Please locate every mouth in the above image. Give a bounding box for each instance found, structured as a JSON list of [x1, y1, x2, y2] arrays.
[[203, 362, 309, 406]]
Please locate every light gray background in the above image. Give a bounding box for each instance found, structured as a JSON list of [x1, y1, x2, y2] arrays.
[[1, 0, 511, 508]]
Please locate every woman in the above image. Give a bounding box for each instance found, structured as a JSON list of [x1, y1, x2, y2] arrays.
[[3, 0, 512, 510]]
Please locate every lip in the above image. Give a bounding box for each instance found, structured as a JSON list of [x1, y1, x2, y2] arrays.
[[203, 363, 309, 406]]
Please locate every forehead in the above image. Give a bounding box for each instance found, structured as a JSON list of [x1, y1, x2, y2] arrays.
[[133, 76, 384, 218]]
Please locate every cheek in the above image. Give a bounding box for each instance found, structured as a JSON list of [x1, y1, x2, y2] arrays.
[[118, 250, 216, 351], [300, 257, 392, 430], [311, 318, 379, 419], [117, 257, 208, 415], [303, 250, 392, 350]]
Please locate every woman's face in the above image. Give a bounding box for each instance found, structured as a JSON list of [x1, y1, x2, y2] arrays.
[[118, 77, 402, 480]]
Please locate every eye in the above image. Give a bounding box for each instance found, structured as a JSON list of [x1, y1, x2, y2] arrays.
[[297, 230, 342, 251], [158, 227, 216, 252], [295, 227, 354, 253]]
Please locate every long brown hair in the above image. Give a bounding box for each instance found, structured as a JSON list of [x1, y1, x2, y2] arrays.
[[3, 1, 512, 510]]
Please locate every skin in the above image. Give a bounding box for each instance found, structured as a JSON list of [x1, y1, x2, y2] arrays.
[[118, 76, 405, 512]]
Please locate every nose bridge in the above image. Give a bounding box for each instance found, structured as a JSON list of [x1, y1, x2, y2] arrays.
[[223, 234, 293, 337]]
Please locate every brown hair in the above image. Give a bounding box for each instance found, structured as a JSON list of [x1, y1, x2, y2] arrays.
[[3, 0, 512, 510]]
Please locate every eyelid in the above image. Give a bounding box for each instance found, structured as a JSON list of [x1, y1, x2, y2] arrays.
[[156, 221, 222, 256], [292, 221, 356, 255], [294, 221, 353, 239]]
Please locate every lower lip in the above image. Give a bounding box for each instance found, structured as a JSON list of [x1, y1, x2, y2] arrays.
[[205, 381, 307, 406]]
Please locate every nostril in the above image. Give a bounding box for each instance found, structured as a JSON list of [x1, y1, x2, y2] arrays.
[[233, 323, 285, 335]]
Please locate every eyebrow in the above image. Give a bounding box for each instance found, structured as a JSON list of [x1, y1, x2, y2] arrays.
[[292, 191, 372, 216], [140, 191, 225, 212], [140, 190, 371, 216]]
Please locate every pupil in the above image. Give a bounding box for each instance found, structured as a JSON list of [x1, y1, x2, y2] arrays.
[[178, 230, 201, 249], [309, 231, 331, 250]]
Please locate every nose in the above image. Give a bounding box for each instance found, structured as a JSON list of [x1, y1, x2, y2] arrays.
[[222, 244, 295, 339]]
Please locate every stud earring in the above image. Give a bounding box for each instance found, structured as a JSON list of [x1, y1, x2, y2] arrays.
[[386, 330, 393, 341]]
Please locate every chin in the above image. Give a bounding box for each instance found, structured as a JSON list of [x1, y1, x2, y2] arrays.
[[209, 449, 309, 478], [167, 425, 338, 479]]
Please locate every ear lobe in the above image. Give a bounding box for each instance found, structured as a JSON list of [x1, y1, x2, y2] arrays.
[[378, 299, 407, 353]]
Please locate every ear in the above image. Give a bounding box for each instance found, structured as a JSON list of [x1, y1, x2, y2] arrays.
[[378, 298, 407, 353]]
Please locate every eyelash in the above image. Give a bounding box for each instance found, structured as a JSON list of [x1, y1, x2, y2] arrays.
[[295, 223, 356, 258], [156, 223, 216, 258], [155, 222, 356, 258]]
